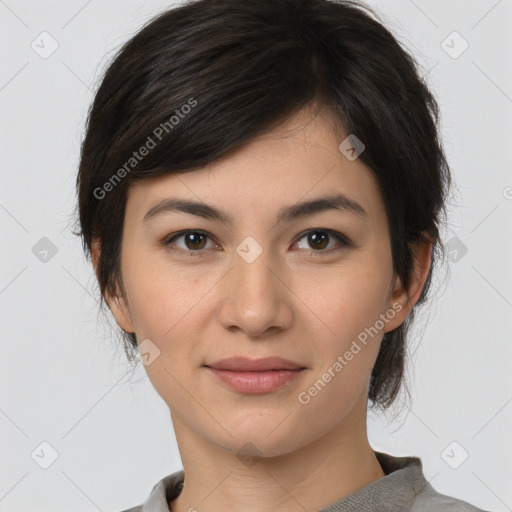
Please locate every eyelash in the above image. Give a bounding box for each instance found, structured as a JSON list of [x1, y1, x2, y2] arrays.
[[161, 229, 352, 257]]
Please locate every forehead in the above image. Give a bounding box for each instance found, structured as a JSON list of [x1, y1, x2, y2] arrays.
[[124, 107, 385, 228]]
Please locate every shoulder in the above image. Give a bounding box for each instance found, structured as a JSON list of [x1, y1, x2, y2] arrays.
[[115, 469, 185, 512], [373, 451, 491, 512], [411, 483, 491, 511]]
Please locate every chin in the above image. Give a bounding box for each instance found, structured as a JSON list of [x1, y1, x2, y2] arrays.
[[210, 422, 307, 461]]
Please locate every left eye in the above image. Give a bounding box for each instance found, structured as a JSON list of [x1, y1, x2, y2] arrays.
[[163, 229, 350, 254], [294, 229, 350, 252]]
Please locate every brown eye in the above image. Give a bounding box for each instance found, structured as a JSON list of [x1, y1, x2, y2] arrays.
[[306, 231, 329, 250], [185, 232, 206, 250], [294, 229, 351, 253], [163, 228, 351, 256], [164, 230, 216, 252]]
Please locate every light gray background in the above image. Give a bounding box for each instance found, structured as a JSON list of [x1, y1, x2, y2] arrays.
[[1, 1, 511, 511]]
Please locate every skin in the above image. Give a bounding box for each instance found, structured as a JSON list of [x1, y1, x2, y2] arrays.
[[92, 105, 432, 512]]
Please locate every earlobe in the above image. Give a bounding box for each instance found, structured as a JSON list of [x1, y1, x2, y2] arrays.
[[383, 273, 409, 332], [107, 293, 136, 334], [405, 239, 433, 309], [384, 238, 434, 332], [91, 238, 136, 334]]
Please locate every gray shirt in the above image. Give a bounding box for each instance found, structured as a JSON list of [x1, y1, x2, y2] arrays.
[[119, 451, 490, 511]]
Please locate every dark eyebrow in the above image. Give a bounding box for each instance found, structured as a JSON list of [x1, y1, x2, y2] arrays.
[[142, 193, 367, 225]]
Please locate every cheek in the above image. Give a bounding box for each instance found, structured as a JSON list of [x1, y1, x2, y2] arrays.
[[123, 261, 203, 404], [125, 244, 392, 351], [121, 254, 217, 387], [298, 260, 391, 340], [294, 259, 392, 400], [294, 269, 387, 419], [122, 250, 197, 336]]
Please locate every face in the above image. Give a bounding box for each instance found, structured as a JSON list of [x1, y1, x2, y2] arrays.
[[101, 106, 428, 458]]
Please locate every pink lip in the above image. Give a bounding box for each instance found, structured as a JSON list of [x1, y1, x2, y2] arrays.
[[204, 357, 307, 394], [206, 368, 305, 393]]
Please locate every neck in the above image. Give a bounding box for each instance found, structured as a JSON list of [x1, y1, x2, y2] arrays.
[[168, 394, 386, 512]]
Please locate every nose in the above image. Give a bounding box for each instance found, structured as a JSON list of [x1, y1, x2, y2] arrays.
[[216, 243, 294, 338]]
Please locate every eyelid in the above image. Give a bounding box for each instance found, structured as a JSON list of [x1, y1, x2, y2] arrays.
[[162, 228, 352, 254], [162, 229, 219, 252], [293, 228, 352, 250]]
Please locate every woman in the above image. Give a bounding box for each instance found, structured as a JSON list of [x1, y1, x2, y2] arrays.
[[75, 0, 490, 510]]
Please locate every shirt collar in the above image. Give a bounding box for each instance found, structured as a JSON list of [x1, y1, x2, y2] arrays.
[[139, 451, 429, 512], [320, 451, 430, 511]]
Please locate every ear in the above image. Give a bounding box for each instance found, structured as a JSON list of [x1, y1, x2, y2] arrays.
[[384, 237, 433, 333], [91, 238, 136, 334]]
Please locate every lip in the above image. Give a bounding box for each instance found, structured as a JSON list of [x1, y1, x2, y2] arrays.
[[204, 356, 305, 371], [203, 357, 307, 394], [206, 368, 305, 394]]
